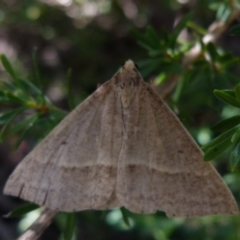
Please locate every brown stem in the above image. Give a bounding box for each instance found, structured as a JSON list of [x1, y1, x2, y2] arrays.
[[17, 208, 58, 240]]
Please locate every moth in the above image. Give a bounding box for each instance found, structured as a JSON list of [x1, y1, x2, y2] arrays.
[[4, 60, 238, 217]]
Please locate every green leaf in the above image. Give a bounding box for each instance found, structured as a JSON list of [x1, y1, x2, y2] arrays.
[[4, 203, 40, 218], [216, 3, 231, 22], [137, 41, 156, 52], [0, 109, 21, 125], [211, 115, 240, 132], [214, 89, 240, 108], [145, 26, 161, 49], [224, 73, 240, 85], [202, 125, 240, 150], [204, 137, 232, 161], [49, 107, 68, 125], [18, 78, 43, 96], [13, 115, 39, 150], [4, 91, 28, 104], [172, 76, 186, 102], [187, 21, 207, 35], [134, 26, 163, 55], [230, 24, 240, 36], [206, 42, 218, 61], [161, 27, 170, 44], [0, 106, 27, 141], [0, 91, 10, 103], [63, 213, 76, 240], [230, 141, 240, 170], [235, 83, 240, 103], [169, 12, 192, 48], [3, 81, 17, 91], [10, 114, 38, 134], [0, 54, 18, 82], [231, 127, 240, 143], [219, 89, 235, 97], [1, 55, 32, 97], [222, 57, 240, 69], [120, 208, 131, 227], [137, 58, 163, 77]]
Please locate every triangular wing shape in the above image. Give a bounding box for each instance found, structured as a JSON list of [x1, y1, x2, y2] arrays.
[[4, 60, 238, 217], [116, 72, 238, 217], [4, 81, 122, 211]]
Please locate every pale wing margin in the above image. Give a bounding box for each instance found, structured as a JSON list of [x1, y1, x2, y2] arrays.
[[4, 81, 122, 212]]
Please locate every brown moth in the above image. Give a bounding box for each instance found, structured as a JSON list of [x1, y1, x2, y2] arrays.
[[4, 60, 238, 217]]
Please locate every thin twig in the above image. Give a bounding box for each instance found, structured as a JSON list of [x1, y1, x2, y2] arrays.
[[17, 208, 58, 240], [158, 8, 240, 99]]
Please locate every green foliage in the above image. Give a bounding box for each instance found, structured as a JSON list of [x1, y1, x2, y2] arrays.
[[132, 14, 193, 78], [209, 1, 232, 22], [0, 54, 67, 146], [4, 203, 40, 218], [120, 208, 131, 227], [132, 12, 240, 170], [1, 1, 240, 239], [202, 84, 240, 166], [63, 213, 76, 240]]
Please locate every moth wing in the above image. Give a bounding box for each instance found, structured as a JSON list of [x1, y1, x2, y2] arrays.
[[117, 82, 238, 217], [4, 81, 122, 211]]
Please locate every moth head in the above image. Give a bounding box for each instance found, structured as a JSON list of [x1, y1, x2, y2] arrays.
[[117, 60, 141, 108], [120, 60, 139, 79]]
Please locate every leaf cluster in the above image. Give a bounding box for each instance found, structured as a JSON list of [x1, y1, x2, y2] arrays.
[[203, 85, 240, 170], [0, 54, 67, 149], [132, 13, 193, 78], [133, 12, 240, 171]]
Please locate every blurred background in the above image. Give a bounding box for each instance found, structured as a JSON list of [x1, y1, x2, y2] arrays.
[[1, 0, 240, 239]]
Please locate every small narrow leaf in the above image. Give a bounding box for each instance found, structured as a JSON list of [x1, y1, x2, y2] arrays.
[[219, 89, 235, 97], [3, 81, 17, 91], [230, 141, 240, 170], [0, 106, 27, 141], [145, 26, 161, 49], [63, 213, 76, 240], [11, 114, 39, 134], [211, 115, 240, 132], [0, 90, 11, 103], [4, 203, 40, 218], [216, 3, 230, 22], [222, 57, 240, 69], [13, 115, 39, 150], [204, 137, 232, 161], [202, 125, 240, 150], [1, 55, 31, 96], [0, 109, 22, 125], [169, 12, 192, 48], [231, 127, 240, 143], [120, 208, 131, 227], [4, 92, 28, 104], [19, 78, 42, 96], [206, 42, 218, 61], [0, 54, 18, 82], [214, 90, 240, 108], [235, 83, 240, 103]]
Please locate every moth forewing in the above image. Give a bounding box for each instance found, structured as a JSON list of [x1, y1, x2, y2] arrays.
[[4, 60, 238, 217]]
